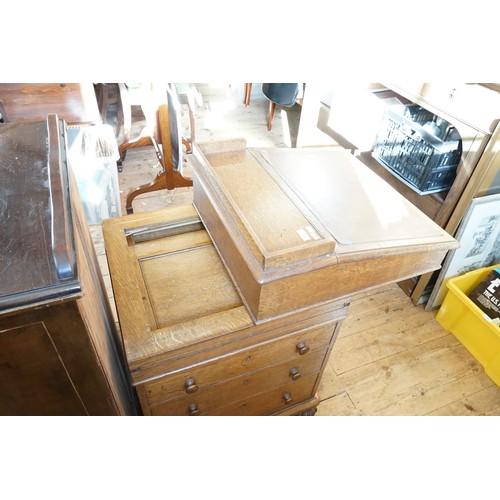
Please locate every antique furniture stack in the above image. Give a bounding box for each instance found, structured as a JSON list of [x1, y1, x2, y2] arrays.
[[103, 138, 458, 416], [0, 115, 137, 415]]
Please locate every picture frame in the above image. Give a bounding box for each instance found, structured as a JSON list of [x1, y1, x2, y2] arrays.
[[427, 192, 500, 310]]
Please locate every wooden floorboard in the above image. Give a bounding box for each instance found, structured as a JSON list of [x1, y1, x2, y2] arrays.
[[89, 83, 500, 416]]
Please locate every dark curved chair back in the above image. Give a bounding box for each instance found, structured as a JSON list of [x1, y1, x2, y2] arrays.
[[262, 83, 300, 107], [166, 83, 182, 171]]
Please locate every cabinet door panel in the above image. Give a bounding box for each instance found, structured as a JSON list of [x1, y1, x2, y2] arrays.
[[0, 322, 86, 415]]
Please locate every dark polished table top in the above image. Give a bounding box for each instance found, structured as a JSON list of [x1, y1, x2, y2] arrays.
[[0, 83, 101, 125], [0, 120, 80, 313]]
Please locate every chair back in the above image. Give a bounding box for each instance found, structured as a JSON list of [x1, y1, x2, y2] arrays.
[[157, 84, 182, 172], [167, 84, 182, 170], [262, 83, 300, 107]]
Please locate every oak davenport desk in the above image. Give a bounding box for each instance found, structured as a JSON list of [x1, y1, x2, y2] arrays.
[[103, 139, 458, 416]]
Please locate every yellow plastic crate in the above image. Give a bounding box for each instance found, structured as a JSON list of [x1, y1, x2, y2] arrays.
[[436, 264, 500, 386]]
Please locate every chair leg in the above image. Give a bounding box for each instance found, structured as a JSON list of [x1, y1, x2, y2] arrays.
[[125, 166, 193, 214], [118, 134, 155, 162], [267, 101, 276, 131], [182, 137, 192, 154], [244, 83, 252, 107], [126, 172, 169, 214]]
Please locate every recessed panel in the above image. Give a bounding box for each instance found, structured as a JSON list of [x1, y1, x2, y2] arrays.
[[140, 243, 242, 328]]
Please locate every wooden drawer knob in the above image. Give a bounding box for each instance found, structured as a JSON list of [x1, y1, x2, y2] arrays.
[[289, 367, 301, 380], [282, 392, 293, 404], [296, 342, 310, 355], [184, 377, 199, 394], [188, 403, 200, 416]]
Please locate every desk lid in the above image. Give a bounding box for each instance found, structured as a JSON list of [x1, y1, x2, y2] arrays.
[[191, 140, 457, 275], [190, 139, 459, 322], [0, 117, 79, 313]]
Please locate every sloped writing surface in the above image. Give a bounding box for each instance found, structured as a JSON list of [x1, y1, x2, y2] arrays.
[[257, 148, 452, 249]]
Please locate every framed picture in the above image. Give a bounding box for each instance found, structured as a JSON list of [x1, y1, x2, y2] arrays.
[[427, 193, 500, 310]]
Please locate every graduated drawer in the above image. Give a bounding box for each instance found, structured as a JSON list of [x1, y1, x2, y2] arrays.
[[143, 321, 337, 408], [210, 372, 319, 416], [149, 347, 327, 416]]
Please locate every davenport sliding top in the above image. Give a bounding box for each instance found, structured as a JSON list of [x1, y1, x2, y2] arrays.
[[189, 139, 459, 322]]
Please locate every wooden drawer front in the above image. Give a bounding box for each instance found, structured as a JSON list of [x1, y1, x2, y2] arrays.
[[209, 373, 319, 416], [144, 321, 337, 407], [149, 348, 326, 416]]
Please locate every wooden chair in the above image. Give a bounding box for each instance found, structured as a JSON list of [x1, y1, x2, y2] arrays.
[[123, 84, 193, 214]]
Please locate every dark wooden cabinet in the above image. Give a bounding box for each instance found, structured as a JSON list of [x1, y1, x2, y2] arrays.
[[0, 116, 138, 415]]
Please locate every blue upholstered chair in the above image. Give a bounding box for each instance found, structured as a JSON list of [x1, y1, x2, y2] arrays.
[[262, 83, 300, 131]]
